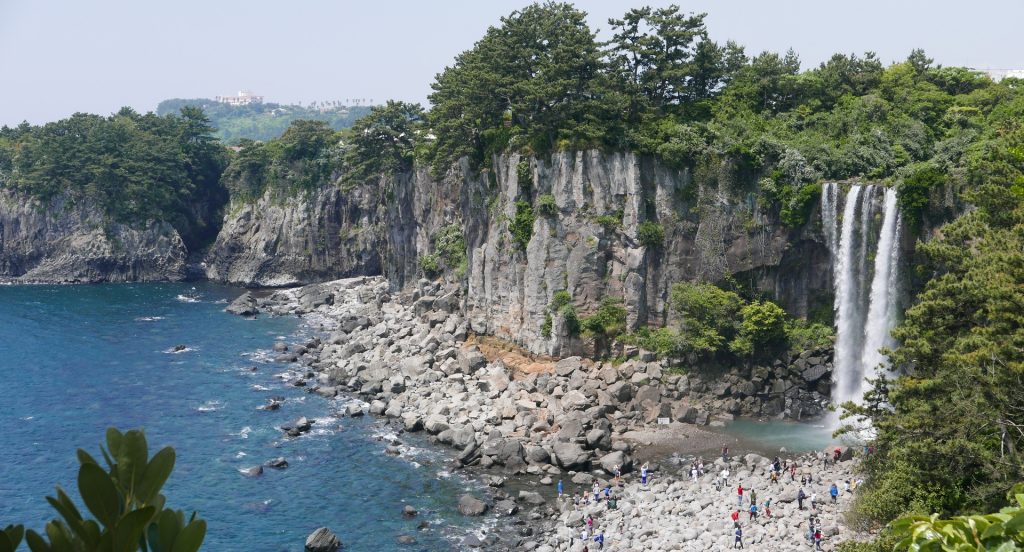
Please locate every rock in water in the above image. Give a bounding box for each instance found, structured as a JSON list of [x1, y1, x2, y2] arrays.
[[305, 527, 342, 552], [225, 292, 258, 316], [239, 465, 263, 477], [264, 457, 288, 469], [457, 494, 488, 516]]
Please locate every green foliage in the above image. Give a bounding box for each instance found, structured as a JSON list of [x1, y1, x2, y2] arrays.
[[516, 160, 532, 195], [621, 326, 685, 359], [636, 220, 665, 247], [551, 290, 573, 311], [670, 282, 743, 355], [418, 253, 441, 278], [509, 200, 535, 251], [547, 290, 580, 337], [730, 300, 787, 356], [156, 98, 372, 143], [580, 298, 628, 340], [0, 108, 227, 249], [536, 194, 558, 217], [342, 101, 424, 186], [594, 210, 624, 231], [888, 483, 1024, 551], [540, 312, 553, 338], [17, 427, 205, 552], [897, 165, 945, 229], [785, 319, 834, 352]]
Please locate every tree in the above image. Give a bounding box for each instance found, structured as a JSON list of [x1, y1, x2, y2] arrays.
[[342, 100, 424, 184], [4, 428, 205, 552], [670, 282, 743, 355]]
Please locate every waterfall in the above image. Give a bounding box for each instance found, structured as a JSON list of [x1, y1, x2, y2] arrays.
[[860, 188, 901, 399], [822, 184, 902, 407]]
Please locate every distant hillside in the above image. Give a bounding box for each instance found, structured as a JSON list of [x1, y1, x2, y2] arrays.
[[156, 98, 373, 142]]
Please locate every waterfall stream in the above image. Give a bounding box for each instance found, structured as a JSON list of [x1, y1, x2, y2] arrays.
[[823, 183, 902, 407]]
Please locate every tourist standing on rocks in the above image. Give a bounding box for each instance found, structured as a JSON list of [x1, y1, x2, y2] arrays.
[[791, 463, 797, 481], [764, 498, 772, 518], [830, 482, 839, 505], [748, 502, 758, 520], [734, 526, 744, 549], [798, 487, 806, 510], [690, 464, 698, 482], [594, 530, 605, 549], [737, 484, 744, 507], [815, 527, 823, 550], [750, 488, 757, 507], [770, 470, 779, 485], [811, 491, 818, 512], [641, 463, 649, 486], [557, 479, 563, 498], [722, 445, 730, 462], [731, 509, 740, 526]]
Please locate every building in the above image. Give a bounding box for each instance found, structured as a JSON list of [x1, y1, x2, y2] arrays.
[[214, 91, 264, 106], [980, 69, 1024, 82]]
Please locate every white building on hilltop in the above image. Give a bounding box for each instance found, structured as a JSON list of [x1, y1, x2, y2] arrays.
[[981, 69, 1024, 82], [215, 91, 264, 106]]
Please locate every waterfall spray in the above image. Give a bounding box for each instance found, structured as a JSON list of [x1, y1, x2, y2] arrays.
[[831, 185, 864, 405], [860, 188, 902, 397]]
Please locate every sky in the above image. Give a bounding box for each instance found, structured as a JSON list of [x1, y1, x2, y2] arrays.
[[1, 0, 1022, 126]]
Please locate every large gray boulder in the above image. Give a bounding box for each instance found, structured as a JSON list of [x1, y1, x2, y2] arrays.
[[599, 450, 632, 474], [457, 494, 488, 516], [552, 441, 590, 470], [305, 527, 342, 552], [225, 292, 258, 316]]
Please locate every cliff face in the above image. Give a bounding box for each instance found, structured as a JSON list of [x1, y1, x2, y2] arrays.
[[0, 191, 187, 283], [208, 151, 832, 355], [203, 186, 385, 287]]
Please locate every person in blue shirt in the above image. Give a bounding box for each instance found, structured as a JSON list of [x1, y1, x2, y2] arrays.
[[733, 526, 743, 549], [830, 482, 839, 505], [594, 530, 605, 549], [557, 479, 564, 498], [748, 503, 758, 520]]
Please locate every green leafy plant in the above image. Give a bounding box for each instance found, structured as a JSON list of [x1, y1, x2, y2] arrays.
[[536, 194, 558, 217], [636, 221, 665, 248], [888, 483, 1024, 551], [15, 427, 205, 552], [509, 200, 535, 251], [418, 253, 441, 277]]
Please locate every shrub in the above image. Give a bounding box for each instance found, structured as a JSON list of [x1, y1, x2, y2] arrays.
[[594, 210, 623, 230], [508, 201, 536, 251], [730, 300, 787, 357], [536, 193, 558, 217], [637, 221, 665, 248], [434, 224, 468, 277], [888, 483, 1024, 551], [785, 319, 834, 352], [622, 327, 685, 359], [8, 428, 205, 552], [540, 312, 553, 338], [550, 290, 572, 311], [898, 166, 944, 229], [580, 298, 628, 340], [419, 253, 441, 277]]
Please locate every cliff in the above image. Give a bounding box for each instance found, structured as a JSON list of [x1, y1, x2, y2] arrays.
[[0, 190, 188, 283], [208, 151, 834, 355]]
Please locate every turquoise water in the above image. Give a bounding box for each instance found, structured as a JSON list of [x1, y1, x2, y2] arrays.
[[715, 418, 840, 454], [0, 283, 477, 551]]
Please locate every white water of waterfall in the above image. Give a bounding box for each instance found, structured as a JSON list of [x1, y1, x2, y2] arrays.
[[831, 185, 864, 405], [823, 184, 903, 409], [859, 188, 902, 399]]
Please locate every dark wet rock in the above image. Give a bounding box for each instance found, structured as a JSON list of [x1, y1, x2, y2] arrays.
[[402, 505, 417, 517], [239, 465, 263, 477], [305, 527, 342, 552], [264, 457, 288, 469]]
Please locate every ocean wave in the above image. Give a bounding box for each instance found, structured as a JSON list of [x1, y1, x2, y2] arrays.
[[233, 426, 252, 439], [164, 346, 195, 354], [196, 400, 223, 412], [175, 294, 201, 303], [251, 384, 272, 391], [135, 316, 165, 322]]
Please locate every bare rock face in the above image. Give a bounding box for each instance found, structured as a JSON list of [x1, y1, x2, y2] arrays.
[[0, 191, 188, 283], [205, 186, 384, 287]]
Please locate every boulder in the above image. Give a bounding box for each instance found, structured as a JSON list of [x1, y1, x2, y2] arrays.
[[585, 427, 612, 450], [225, 292, 258, 316], [552, 441, 589, 470], [305, 527, 342, 552], [239, 465, 263, 477], [264, 457, 288, 469], [518, 490, 545, 505], [802, 364, 828, 383], [402, 505, 417, 517], [555, 356, 583, 377], [424, 415, 449, 434], [457, 494, 488, 516], [599, 450, 632, 474], [457, 348, 487, 374]]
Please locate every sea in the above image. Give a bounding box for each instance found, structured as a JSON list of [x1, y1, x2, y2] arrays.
[[0, 283, 483, 551]]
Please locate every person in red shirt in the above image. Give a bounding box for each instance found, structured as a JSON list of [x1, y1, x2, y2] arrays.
[[737, 484, 744, 508], [731, 509, 740, 526]]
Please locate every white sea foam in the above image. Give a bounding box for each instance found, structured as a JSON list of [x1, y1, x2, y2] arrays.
[[234, 426, 252, 439], [196, 400, 223, 412], [175, 294, 201, 303], [163, 346, 195, 354], [235, 451, 248, 458], [135, 316, 165, 322], [251, 384, 272, 391]]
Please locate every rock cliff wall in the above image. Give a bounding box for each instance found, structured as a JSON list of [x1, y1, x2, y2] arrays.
[[208, 151, 833, 356], [0, 191, 188, 283]]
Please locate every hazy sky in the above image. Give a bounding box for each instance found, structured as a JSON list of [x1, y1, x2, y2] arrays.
[[2, 0, 1021, 126]]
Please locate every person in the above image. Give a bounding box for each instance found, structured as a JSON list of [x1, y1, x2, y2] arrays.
[[814, 528, 823, 550], [810, 492, 818, 512], [698, 458, 705, 476], [641, 463, 649, 486], [834, 447, 842, 463], [830, 482, 839, 505], [764, 498, 772, 518], [720, 467, 730, 488], [750, 488, 757, 507], [691, 464, 698, 482], [790, 464, 797, 482], [607, 496, 618, 510], [770, 470, 778, 485], [800, 474, 807, 486], [594, 530, 605, 550], [592, 481, 600, 499], [604, 485, 611, 499], [797, 488, 806, 510], [723, 445, 730, 462], [586, 515, 594, 531], [613, 464, 621, 485], [731, 509, 740, 526], [823, 453, 829, 468], [843, 480, 850, 494], [807, 518, 815, 545], [737, 484, 744, 507], [749, 503, 757, 520], [557, 479, 564, 498], [581, 527, 589, 544], [734, 526, 743, 549]]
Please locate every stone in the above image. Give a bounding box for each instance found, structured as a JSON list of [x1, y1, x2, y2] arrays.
[[239, 465, 263, 477], [424, 415, 449, 434], [802, 364, 828, 383], [457, 494, 488, 516], [304, 527, 342, 552], [225, 292, 258, 316], [518, 490, 546, 505], [555, 356, 583, 377], [585, 427, 612, 450], [264, 457, 288, 469], [457, 348, 487, 374], [552, 441, 589, 470], [402, 505, 417, 517], [599, 450, 632, 474]]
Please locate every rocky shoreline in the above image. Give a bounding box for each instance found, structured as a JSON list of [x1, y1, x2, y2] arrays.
[[231, 276, 867, 550]]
